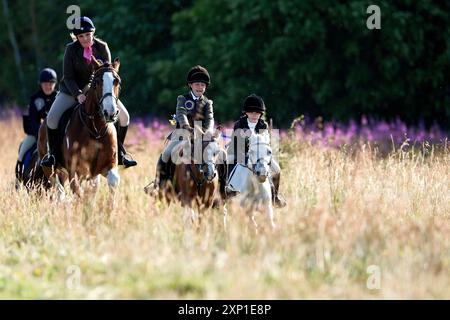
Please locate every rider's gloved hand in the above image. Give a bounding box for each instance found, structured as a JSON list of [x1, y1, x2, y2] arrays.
[[77, 94, 86, 104], [182, 124, 194, 134]]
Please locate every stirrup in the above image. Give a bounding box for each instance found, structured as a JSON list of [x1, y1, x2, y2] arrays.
[[40, 153, 56, 168], [144, 180, 159, 195], [225, 186, 239, 199], [274, 194, 287, 208]]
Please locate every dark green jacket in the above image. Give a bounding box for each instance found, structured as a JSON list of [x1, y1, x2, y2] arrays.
[[59, 38, 111, 98], [175, 92, 214, 132]]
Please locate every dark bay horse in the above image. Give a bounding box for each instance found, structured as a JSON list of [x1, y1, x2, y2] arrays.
[[15, 146, 49, 191], [37, 57, 122, 197]]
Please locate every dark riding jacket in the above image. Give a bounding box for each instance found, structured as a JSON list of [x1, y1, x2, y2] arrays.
[[175, 92, 214, 132], [227, 115, 268, 174], [59, 38, 111, 98], [23, 89, 57, 138]]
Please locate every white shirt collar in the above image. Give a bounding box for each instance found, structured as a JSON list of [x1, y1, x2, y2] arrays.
[[247, 118, 257, 134], [190, 91, 201, 101]]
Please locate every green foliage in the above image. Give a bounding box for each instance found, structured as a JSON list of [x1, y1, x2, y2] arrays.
[[0, 0, 449, 127]]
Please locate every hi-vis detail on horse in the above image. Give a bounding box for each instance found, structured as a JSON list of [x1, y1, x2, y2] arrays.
[[228, 164, 252, 193]]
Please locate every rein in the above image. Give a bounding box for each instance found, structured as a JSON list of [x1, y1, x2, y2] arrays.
[[186, 138, 218, 190], [78, 105, 110, 140], [187, 163, 206, 189], [78, 66, 121, 140]]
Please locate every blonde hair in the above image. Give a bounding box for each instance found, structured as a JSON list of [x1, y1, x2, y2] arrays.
[[69, 31, 96, 42], [69, 32, 77, 42]]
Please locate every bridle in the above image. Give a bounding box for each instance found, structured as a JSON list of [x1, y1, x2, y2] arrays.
[[93, 66, 121, 110], [187, 138, 218, 189], [78, 66, 121, 140], [247, 141, 272, 176]]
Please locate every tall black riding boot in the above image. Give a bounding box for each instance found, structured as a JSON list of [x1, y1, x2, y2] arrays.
[[40, 126, 58, 168], [117, 125, 137, 168], [217, 163, 227, 200], [272, 172, 287, 208], [155, 155, 169, 188], [15, 161, 24, 189]]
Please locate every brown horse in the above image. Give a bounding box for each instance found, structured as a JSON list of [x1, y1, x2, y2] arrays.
[[38, 57, 122, 197], [161, 126, 224, 219]]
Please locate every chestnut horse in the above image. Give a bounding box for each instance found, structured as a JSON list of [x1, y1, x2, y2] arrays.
[[37, 58, 122, 197]]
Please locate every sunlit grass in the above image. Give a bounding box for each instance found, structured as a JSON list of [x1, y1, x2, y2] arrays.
[[1, 116, 449, 299]]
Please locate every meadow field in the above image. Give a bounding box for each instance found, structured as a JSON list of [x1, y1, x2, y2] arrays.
[[0, 112, 449, 299]]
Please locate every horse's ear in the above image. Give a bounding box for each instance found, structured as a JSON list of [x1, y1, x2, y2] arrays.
[[91, 56, 102, 70], [113, 57, 120, 72]]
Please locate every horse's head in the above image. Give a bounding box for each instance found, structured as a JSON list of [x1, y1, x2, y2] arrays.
[[89, 57, 122, 122], [194, 125, 223, 182], [248, 133, 272, 183]]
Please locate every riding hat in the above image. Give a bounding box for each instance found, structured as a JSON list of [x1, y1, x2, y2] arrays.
[[39, 68, 57, 83], [71, 16, 95, 36], [186, 65, 210, 86], [243, 94, 266, 113]]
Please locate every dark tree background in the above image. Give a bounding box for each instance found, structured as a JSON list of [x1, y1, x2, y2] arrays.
[[0, 0, 449, 128]]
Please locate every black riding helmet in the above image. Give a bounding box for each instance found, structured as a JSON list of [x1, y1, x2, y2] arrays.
[[242, 94, 266, 113], [70, 16, 95, 36], [186, 65, 210, 86], [39, 68, 57, 83]]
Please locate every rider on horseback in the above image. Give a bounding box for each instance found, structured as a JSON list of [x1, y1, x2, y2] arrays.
[[150, 65, 225, 191], [226, 94, 286, 208], [40, 16, 136, 169], [16, 68, 58, 184]]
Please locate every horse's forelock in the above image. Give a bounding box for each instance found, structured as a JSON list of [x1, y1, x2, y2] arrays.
[[93, 66, 121, 84]]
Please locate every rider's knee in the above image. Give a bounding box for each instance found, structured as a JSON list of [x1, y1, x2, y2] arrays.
[[46, 113, 58, 130], [270, 159, 281, 175], [117, 100, 130, 126]]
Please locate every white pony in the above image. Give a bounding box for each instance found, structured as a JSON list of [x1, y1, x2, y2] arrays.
[[226, 133, 275, 229]]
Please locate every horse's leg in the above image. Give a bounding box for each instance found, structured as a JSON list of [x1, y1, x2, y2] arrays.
[[222, 202, 228, 231], [55, 173, 67, 201], [69, 172, 82, 198], [182, 206, 196, 227], [106, 167, 120, 190], [106, 167, 120, 209], [249, 212, 258, 231], [265, 202, 276, 229], [87, 175, 100, 199], [245, 201, 258, 232], [263, 181, 276, 229]]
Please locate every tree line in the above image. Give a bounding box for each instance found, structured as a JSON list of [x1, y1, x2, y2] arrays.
[[1, 0, 449, 128]]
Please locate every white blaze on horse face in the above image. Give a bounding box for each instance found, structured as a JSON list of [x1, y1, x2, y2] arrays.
[[248, 134, 272, 175], [203, 141, 219, 163], [102, 72, 118, 118]]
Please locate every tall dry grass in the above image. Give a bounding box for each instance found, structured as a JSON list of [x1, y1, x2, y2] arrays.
[[0, 116, 449, 299]]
